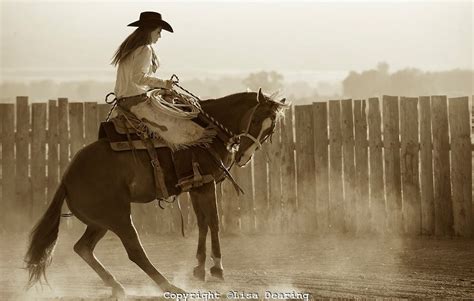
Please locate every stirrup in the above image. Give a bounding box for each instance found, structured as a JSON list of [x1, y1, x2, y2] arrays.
[[176, 161, 214, 192]]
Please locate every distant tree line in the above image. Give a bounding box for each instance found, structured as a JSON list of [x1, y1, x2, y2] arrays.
[[342, 62, 474, 98], [0, 71, 327, 103], [1, 65, 471, 103]]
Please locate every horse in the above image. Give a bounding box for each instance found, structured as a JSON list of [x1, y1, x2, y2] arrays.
[[24, 88, 288, 297]]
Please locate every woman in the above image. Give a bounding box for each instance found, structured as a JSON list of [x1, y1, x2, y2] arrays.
[[110, 11, 202, 192], [112, 11, 173, 101]]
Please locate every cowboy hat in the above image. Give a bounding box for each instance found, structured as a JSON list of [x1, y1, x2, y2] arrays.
[[127, 11, 173, 32]]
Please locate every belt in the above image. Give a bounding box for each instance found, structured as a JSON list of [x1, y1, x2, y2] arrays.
[[117, 93, 147, 101], [117, 93, 148, 110]]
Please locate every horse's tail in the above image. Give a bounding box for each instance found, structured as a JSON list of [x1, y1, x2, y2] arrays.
[[24, 182, 67, 288]]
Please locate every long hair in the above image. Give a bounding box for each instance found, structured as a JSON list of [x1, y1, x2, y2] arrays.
[[111, 26, 157, 66]]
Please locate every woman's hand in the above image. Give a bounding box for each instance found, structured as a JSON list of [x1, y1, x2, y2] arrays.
[[163, 79, 173, 89], [152, 79, 173, 90]]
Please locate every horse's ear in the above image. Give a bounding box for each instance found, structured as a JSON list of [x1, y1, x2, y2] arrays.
[[257, 88, 264, 103]]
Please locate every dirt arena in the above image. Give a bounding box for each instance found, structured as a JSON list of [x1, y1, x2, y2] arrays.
[[1, 225, 473, 300]]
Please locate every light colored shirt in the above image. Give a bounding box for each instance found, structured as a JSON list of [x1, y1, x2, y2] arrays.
[[114, 45, 167, 98]]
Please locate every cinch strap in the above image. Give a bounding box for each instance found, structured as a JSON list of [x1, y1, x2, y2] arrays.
[[142, 134, 169, 199]]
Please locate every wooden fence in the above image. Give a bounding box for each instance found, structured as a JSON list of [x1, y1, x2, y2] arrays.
[[0, 95, 473, 237]]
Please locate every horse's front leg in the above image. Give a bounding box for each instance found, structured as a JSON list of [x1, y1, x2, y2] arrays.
[[208, 184, 224, 280], [190, 181, 224, 280], [190, 188, 209, 281], [209, 225, 223, 279]]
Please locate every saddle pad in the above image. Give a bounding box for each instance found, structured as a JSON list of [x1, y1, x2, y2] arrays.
[[98, 122, 167, 151]]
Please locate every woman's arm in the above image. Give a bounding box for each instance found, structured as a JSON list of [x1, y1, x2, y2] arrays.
[[132, 46, 172, 89]]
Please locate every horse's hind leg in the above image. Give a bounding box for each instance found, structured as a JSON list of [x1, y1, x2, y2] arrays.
[[74, 225, 125, 297], [111, 216, 185, 293]]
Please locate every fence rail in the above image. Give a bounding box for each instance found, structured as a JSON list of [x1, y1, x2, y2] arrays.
[[1, 95, 473, 237]]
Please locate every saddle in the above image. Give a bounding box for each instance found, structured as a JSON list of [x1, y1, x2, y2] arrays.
[[98, 116, 167, 151]]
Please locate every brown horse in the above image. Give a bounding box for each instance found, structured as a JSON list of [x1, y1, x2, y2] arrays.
[[24, 88, 288, 297]]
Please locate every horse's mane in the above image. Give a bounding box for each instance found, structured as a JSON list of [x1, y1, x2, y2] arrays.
[[200, 91, 286, 122], [201, 91, 282, 107], [201, 91, 256, 104]]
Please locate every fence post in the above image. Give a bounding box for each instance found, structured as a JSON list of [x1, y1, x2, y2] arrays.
[[69, 102, 84, 158], [58, 98, 69, 177], [31, 103, 47, 222], [419, 96, 435, 235], [341, 99, 356, 233], [313, 102, 329, 233], [0, 105, 2, 211], [16, 96, 30, 227], [471, 95, 473, 234], [47, 100, 59, 204], [236, 162, 255, 233], [280, 106, 297, 233], [328, 100, 344, 232], [368, 97, 385, 233], [383, 95, 402, 234], [354, 99, 369, 233], [222, 168, 241, 234], [295, 104, 316, 232], [69, 100, 85, 231], [57, 98, 71, 229], [1, 104, 15, 232], [267, 122, 282, 232], [432, 95, 453, 236], [400, 97, 421, 235], [253, 142, 269, 232], [448, 96, 472, 237]]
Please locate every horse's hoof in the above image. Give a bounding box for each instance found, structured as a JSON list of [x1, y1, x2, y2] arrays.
[[193, 265, 206, 281], [210, 266, 224, 280], [111, 284, 126, 298]]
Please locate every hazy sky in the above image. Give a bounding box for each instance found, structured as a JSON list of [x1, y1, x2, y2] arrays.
[[1, 0, 472, 82]]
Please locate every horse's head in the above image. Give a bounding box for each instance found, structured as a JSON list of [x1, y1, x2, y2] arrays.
[[235, 88, 289, 167]]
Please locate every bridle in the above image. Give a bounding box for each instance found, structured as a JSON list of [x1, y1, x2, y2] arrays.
[[234, 101, 279, 165], [236, 104, 262, 150]]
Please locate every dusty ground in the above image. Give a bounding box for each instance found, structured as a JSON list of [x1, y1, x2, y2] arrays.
[[1, 228, 474, 300]]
